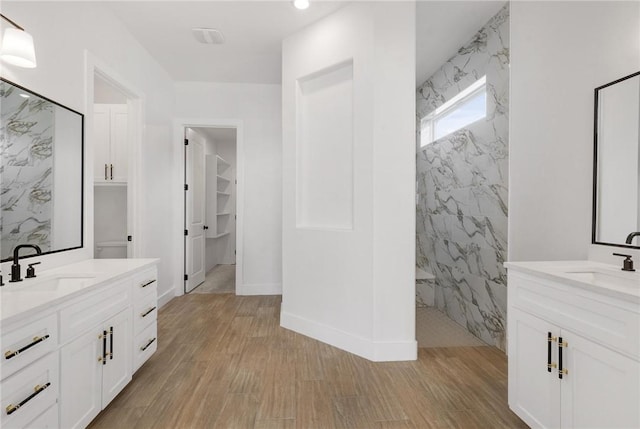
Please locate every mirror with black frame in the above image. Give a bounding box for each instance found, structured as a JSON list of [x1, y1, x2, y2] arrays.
[[0, 78, 84, 261], [593, 71, 640, 249]]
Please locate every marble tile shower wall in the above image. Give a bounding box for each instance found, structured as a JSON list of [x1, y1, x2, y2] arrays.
[[1, 82, 54, 260], [416, 4, 509, 350]]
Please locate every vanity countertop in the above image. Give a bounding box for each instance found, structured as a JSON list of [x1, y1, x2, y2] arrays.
[[0, 258, 159, 326], [505, 260, 640, 304]]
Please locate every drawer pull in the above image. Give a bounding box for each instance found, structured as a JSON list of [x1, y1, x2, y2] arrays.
[[6, 382, 51, 415], [4, 335, 50, 360], [141, 306, 157, 318], [141, 337, 156, 351], [141, 279, 156, 288]]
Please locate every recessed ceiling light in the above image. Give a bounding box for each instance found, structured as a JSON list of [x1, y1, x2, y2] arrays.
[[192, 28, 225, 45], [293, 0, 310, 10]]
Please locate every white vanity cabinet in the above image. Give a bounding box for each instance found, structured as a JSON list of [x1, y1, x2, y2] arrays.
[[60, 308, 132, 429], [0, 259, 158, 429], [507, 264, 640, 429]]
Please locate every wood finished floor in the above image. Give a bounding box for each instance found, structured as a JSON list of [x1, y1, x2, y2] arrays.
[[89, 294, 527, 429]]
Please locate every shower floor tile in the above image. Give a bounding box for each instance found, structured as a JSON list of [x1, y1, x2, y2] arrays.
[[416, 306, 486, 348]]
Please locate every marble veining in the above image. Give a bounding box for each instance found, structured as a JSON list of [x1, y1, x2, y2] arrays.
[[1, 82, 55, 259], [416, 4, 509, 350]]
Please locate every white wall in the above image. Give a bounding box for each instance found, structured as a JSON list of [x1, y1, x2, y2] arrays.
[[0, 1, 176, 306], [509, 1, 640, 262], [281, 2, 416, 361], [174, 83, 282, 295]]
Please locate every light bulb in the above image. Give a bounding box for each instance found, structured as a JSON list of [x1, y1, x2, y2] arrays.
[[293, 0, 310, 10]]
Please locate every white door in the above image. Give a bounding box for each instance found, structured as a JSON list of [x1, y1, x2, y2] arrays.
[[185, 130, 206, 291], [560, 330, 640, 429], [508, 309, 561, 429], [101, 309, 132, 406], [60, 329, 102, 429], [281, 2, 416, 360]]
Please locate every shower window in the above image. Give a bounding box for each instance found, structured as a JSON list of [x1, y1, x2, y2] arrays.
[[420, 75, 487, 147]]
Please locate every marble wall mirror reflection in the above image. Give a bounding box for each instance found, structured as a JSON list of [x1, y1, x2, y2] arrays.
[[593, 71, 640, 248], [1, 78, 84, 261]]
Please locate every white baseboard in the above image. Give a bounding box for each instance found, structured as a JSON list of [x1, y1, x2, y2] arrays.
[[158, 288, 175, 309], [280, 310, 417, 362], [238, 282, 282, 296]]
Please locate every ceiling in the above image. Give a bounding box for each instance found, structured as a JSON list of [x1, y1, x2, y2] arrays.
[[105, 1, 506, 86], [416, 1, 506, 86], [106, 1, 345, 84]]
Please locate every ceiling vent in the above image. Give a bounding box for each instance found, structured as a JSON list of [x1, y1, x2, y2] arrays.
[[192, 28, 225, 45]]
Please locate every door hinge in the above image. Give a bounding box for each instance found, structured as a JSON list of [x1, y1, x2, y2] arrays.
[[184, 229, 188, 236], [184, 184, 189, 191], [184, 138, 189, 146], [184, 274, 188, 281], [127, 235, 132, 242]]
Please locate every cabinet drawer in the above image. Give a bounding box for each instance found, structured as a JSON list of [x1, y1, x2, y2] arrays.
[[0, 353, 58, 429], [25, 404, 58, 429], [509, 272, 640, 359], [134, 295, 157, 335], [132, 268, 157, 301], [133, 323, 157, 372], [59, 279, 130, 343], [1, 314, 57, 381]]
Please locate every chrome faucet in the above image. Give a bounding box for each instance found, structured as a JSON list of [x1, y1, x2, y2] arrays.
[[625, 232, 640, 245], [10, 244, 42, 282]]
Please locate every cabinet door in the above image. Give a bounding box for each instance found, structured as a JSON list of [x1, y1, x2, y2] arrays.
[[508, 308, 561, 429], [93, 105, 111, 182], [101, 309, 132, 406], [110, 105, 129, 183], [561, 330, 640, 429], [60, 329, 102, 429]]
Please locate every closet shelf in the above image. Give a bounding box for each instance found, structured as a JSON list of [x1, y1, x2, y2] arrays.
[[217, 191, 230, 197], [216, 155, 230, 167], [217, 175, 230, 182], [217, 212, 230, 216], [212, 232, 230, 239]]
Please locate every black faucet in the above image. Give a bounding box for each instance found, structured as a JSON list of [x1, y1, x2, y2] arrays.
[[10, 244, 42, 282], [613, 253, 635, 272], [625, 232, 640, 245]]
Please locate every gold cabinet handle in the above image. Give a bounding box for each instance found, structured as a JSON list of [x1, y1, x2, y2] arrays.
[[6, 383, 51, 415], [4, 335, 50, 360]]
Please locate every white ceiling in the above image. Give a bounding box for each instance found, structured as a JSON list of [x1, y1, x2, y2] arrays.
[[106, 1, 346, 84], [105, 1, 506, 86], [416, 1, 507, 86]]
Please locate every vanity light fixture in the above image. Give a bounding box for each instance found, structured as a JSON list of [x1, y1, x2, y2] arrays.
[[293, 0, 310, 10], [0, 14, 37, 68]]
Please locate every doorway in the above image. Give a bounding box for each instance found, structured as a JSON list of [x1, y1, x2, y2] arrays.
[[91, 73, 137, 259], [184, 126, 239, 294]]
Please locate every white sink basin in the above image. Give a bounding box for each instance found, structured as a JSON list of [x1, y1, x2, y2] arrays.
[[3, 274, 97, 292], [562, 269, 639, 290]]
